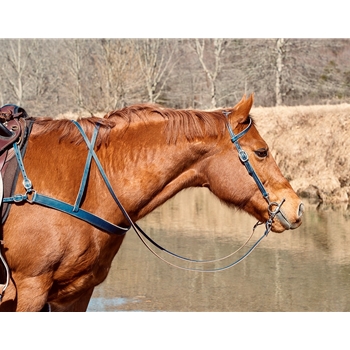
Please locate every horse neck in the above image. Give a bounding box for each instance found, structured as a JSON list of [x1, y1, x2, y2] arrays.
[[104, 123, 216, 222]]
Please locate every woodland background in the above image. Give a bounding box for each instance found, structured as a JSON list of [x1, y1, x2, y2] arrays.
[[1, 38, 350, 116]]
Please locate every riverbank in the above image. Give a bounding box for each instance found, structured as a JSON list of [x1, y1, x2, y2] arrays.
[[252, 104, 350, 203]]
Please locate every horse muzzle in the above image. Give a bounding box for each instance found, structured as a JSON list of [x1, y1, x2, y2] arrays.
[[275, 202, 304, 230]]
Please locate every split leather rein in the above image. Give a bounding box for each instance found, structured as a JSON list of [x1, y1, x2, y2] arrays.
[[0, 111, 286, 298]]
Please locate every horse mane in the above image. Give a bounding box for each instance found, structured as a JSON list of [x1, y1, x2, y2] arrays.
[[32, 104, 240, 146], [32, 116, 116, 148], [106, 104, 230, 144]]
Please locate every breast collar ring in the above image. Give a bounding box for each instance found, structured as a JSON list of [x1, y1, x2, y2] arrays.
[[222, 110, 286, 234]]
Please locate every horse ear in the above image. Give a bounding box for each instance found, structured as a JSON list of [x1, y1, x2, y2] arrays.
[[230, 94, 254, 124]]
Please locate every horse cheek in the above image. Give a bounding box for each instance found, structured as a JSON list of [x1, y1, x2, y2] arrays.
[[203, 155, 251, 207]]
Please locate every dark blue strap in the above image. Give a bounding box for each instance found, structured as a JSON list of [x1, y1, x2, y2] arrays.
[[225, 116, 252, 143], [4, 123, 129, 236], [224, 115, 269, 201], [73, 123, 100, 212], [70, 121, 134, 225], [31, 192, 129, 235], [13, 142, 32, 191]]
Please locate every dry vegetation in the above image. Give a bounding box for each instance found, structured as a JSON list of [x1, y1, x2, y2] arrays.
[[252, 104, 350, 203]]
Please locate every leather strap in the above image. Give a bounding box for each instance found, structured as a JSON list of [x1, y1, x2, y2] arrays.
[[3, 121, 129, 236], [224, 115, 270, 201], [31, 193, 129, 235]]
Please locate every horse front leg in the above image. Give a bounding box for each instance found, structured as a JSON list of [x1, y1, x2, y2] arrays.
[[49, 287, 95, 312], [0, 277, 17, 311], [0, 274, 51, 312]]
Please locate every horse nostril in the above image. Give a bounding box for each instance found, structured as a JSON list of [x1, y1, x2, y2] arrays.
[[297, 202, 304, 219]]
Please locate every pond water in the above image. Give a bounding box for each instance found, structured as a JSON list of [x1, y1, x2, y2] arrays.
[[87, 188, 350, 312]]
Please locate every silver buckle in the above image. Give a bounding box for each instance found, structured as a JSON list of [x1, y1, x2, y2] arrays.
[[238, 150, 249, 162]]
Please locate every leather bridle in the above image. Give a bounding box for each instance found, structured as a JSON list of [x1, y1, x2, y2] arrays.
[[223, 111, 287, 223]]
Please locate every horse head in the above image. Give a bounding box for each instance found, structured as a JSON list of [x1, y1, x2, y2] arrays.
[[201, 94, 304, 233]]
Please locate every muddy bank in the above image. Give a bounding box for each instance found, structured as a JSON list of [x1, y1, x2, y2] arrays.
[[252, 104, 350, 203]]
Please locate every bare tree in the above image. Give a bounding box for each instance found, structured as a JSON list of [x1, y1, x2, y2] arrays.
[[191, 39, 228, 108], [94, 39, 141, 111], [31, 47, 49, 98], [63, 39, 86, 113], [134, 39, 179, 104], [275, 38, 285, 106], [0, 39, 33, 106]]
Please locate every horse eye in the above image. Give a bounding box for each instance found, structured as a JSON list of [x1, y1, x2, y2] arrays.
[[254, 148, 268, 158]]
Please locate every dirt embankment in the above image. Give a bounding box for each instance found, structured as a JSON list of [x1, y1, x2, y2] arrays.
[[252, 104, 350, 203]]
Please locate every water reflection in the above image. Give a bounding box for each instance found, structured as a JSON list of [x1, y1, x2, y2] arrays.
[[88, 189, 350, 312]]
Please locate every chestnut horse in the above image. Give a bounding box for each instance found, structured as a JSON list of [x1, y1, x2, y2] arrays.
[[0, 95, 303, 312]]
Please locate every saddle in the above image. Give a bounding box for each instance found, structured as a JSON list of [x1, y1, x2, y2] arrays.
[[0, 104, 33, 304], [0, 104, 29, 166], [0, 105, 32, 210]]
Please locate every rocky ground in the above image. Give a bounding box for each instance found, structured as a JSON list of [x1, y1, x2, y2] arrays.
[[252, 103, 350, 203]]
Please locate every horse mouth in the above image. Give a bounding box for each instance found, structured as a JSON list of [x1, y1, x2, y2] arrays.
[[275, 203, 304, 230]]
